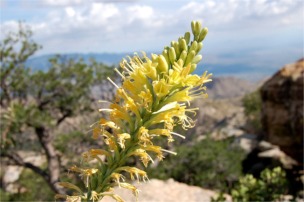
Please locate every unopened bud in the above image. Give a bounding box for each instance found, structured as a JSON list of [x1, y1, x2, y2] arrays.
[[198, 27, 208, 42], [158, 55, 169, 73], [168, 47, 176, 64], [185, 50, 196, 66], [184, 32, 191, 44]]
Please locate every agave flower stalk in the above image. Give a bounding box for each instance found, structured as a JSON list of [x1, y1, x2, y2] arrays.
[[56, 21, 212, 202]]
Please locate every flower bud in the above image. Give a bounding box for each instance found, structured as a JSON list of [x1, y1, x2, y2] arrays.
[[185, 50, 196, 65], [179, 38, 188, 52], [158, 55, 169, 73], [184, 32, 191, 44], [179, 50, 187, 62], [198, 27, 208, 42], [189, 41, 198, 53], [196, 42, 203, 53], [190, 64, 197, 73], [168, 47, 176, 64], [172, 41, 180, 58], [192, 54, 202, 64], [162, 49, 170, 65]]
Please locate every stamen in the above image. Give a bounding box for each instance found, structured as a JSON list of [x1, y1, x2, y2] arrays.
[[114, 68, 125, 79], [98, 100, 112, 103], [107, 77, 120, 89], [170, 131, 186, 139], [99, 109, 114, 112], [161, 148, 177, 155], [89, 121, 99, 128]]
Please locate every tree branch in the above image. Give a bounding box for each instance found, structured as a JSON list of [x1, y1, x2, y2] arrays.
[[1, 152, 49, 181]]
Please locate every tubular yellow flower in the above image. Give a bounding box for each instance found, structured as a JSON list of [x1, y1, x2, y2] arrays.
[[61, 21, 212, 202], [152, 79, 171, 98], [127, 148, 153, 167], [116, 133, 131, 149]]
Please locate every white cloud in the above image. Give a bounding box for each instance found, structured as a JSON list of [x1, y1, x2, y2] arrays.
[[43, 0, 89, 6], [65, 7, 76, 17], [178, 0, 303, 26], [1, 0, 302, 56]]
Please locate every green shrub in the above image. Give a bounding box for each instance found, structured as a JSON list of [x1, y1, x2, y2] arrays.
[[231, 167, 288, 201], [2, 169, 54, 201], [147, 136, 245, 192], [242, 90, 262, 132], [54, 131, 97, 157]]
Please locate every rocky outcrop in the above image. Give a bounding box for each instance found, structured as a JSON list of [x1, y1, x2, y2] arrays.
[[260, 59, 303, 163], [205, 76, 256, 99], [102, 179, 231, 202]]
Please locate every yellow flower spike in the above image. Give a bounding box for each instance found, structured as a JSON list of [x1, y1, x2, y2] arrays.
[[63, 21, 211, 202]]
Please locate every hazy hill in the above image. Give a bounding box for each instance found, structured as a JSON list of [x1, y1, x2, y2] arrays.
[[26, 53, 258, 100], [26, 53, 272, 81], [205, 76, 256, 99]]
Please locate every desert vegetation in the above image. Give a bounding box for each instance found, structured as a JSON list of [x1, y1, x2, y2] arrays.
[[1, 23, 302, 202]]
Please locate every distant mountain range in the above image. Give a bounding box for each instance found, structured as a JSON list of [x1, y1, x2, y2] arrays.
[[26, 53, 273, 81]]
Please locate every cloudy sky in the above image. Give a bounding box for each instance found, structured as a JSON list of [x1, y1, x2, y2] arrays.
[[1, 0, 303, 79]]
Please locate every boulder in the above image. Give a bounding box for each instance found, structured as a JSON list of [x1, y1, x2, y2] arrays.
[[102, 179, 231, 202], [260, 59, 304, 163]]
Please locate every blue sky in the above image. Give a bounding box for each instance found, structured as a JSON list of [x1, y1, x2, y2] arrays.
[[1, 0, 303, 79]]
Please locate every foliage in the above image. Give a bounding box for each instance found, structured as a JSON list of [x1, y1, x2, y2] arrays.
[[231, 167, 288, 201], [54, 131, 97, 157], [0, 23, 113, 195], [60, 21, 212, 202], [242, 90, 262, 132], [148, 136, 246, 192], [2, 169, 54, 201]]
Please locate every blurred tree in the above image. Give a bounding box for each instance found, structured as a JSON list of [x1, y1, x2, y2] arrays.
[[242, 90, 262, 133], [0, 23, 113, 194], [148, 136, 245, 192]]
